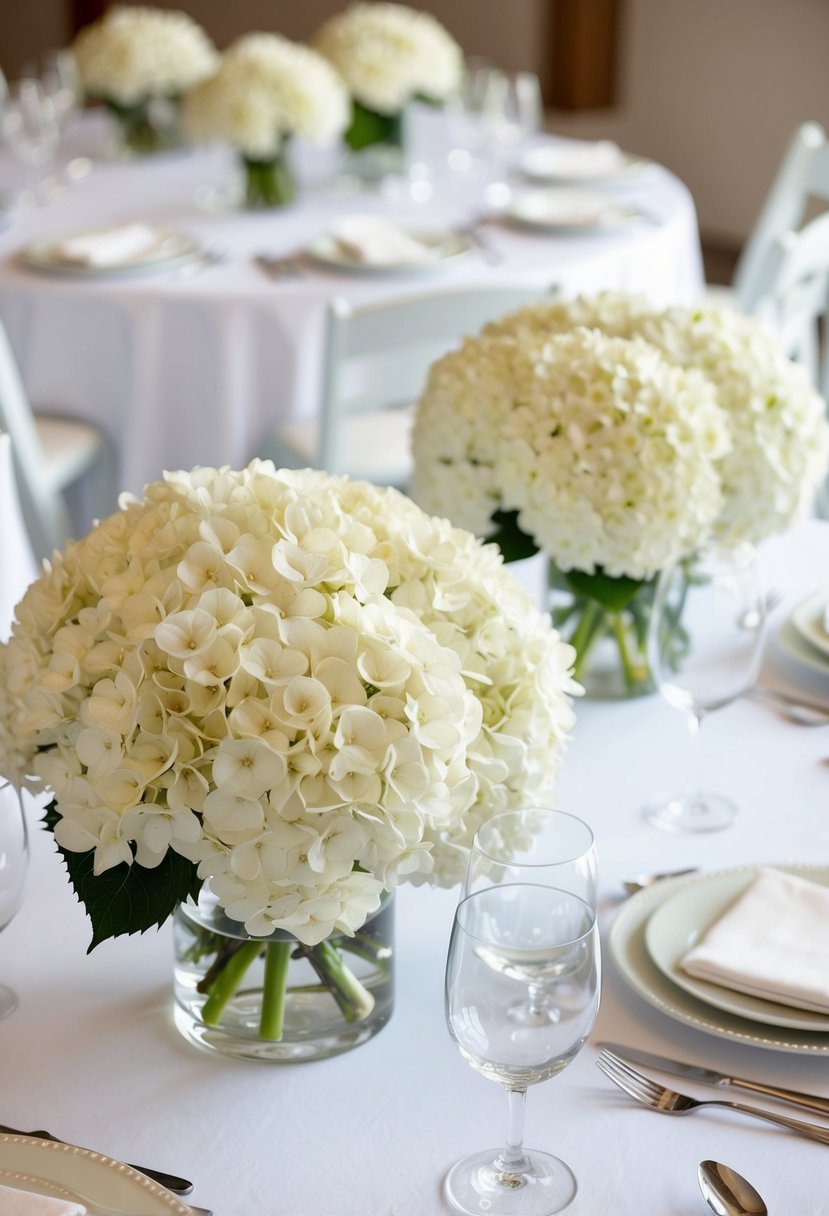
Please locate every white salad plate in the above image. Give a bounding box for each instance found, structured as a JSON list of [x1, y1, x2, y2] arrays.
[[775, 617, 829, 677], [644, 869, 829, 1032], [519, 143, 650, 186], [305, 229, 472, 275], [0, 1134, 195, 1215], [504, 189, 643, 234], [609, 864, 829, 1054], [790, 586, 829, 659], [22, 227, 202, 277]]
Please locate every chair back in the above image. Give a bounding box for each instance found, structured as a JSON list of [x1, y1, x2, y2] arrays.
[[736, 121, 829, 312], [316, 284, 546, 474], [0, 318, 70, 560], [751, 211, 829, 402]]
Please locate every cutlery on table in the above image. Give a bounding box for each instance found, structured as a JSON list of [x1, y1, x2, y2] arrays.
[[599, 1042, 829, 1117], [254, 252, 306, 280], [699, 1160, 768, 1216], [175, 247, 227, 280], [456, 221, 503, 265], [596, 1049, 829, 1145], [744, 685, 829, 724], [0, 1123, 193, 1194], [621, 867, 698, 895]]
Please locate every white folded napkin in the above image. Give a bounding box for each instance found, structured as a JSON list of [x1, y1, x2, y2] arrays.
[[55, 223, 161, 267], [681, 867, 829, 1014], [514, 191, 624, 227], [0, 1183, 85, 1215], [331, 215, 434, 265], [531, 139, 626, 179]]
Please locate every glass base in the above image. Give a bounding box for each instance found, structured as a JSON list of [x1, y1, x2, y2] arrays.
[[444, 1148, 576, 1216], [0, 983, 18, 1021], [643, 791, 737, 834]]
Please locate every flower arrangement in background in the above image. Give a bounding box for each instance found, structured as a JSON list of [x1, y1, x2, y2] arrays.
[[72, 5, 218, 154], [182, 34, 349, 208], [0, 463, 576, 1040], [413, 292, 829, 695], [313, 2, 462, 165]]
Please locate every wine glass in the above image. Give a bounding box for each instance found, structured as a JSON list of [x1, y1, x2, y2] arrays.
[[2, 79, 60, 206], [644, 541, 766, 833], [444, 880, 600, 1216], [480, 69, 544, 206], [446, 58, 494, 174], [0, 783, 29, 1020]]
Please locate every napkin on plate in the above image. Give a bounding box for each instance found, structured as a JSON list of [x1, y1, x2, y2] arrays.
[[514, 191, 625, 227], [532, 139, 626, 179], [330, 215, 434, 265], [681, 867, 829, 1013], [55, 223, 161, 267], [0, 1183, 85, 1215]]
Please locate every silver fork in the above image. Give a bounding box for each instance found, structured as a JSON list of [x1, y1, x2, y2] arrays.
[[596, 1050, 829, 1145], [254, 252, 306, 280]]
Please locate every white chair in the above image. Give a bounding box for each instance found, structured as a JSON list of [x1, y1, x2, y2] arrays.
[[261, 284, 548, 490], [0, 317, 116, 562], [709, 122, 829, 314]]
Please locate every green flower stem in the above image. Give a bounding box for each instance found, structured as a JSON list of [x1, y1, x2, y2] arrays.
[[259, 941, 292, 1041], [305, 940, 375, 1022], [570, 599, 606, 680], [243, 149, 295, 209], [344, 100, 403, 151], [200, 940, 263, 1026], [609, 613, 648, 693]]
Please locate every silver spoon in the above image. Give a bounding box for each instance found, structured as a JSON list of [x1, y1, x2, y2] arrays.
[[698, 1160, 768, 1216]]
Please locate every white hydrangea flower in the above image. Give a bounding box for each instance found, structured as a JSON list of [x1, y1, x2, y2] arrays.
[[0, 463, 576, 943], [182, 33, 349, 158], [72, 6, 218, 106], [313, 2, 462, 115]]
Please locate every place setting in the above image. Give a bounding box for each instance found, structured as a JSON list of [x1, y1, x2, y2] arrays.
[[18, 221, 209, 278], [518, 138, 653, 189]]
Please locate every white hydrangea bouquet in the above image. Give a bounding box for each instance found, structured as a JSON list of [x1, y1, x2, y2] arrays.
[[182, 34, 349, 208], [314, 2, 462, 171], [0, 463, 576, 1050], [72, 5, 218, 154], [413, 292, 829, 696]]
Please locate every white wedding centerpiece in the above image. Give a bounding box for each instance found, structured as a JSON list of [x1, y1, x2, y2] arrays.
[[182, 33, 349, 208], [0, 463, 577, 1059], [413, 292, 829, 695], [313, 2, 462, 176], [72, 5, 218, 154]]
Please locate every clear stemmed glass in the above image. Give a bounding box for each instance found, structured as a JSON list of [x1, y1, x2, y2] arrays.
[[445, 882, 600, 1216], [0, 783, 29, 1019], [644, 541, 766, 833], [446, 59, 494, 174], [2, 79, 60, 206], [480, 69, 544, 206]]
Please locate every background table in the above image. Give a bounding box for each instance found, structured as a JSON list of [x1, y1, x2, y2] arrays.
[[0, 114, 704, 497], [2, 519, 828, 1215]]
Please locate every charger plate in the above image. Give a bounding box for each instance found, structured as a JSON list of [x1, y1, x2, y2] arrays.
[[609, 863, 829, 1054], [644, 867, 829, 1031], [0, 1134, 194, 1214]]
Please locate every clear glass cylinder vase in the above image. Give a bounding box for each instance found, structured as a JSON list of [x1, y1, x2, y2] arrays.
[[341, 101, 407, 184], [550, 567, 658, 699], [105, 95, 183, 156], [173, 890, 394, 1062]]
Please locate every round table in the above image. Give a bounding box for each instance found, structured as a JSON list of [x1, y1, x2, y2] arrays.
[[0, 112, 704, 498]]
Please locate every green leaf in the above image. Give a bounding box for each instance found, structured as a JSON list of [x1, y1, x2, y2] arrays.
[[486, 510, 539, 563], [563, 568, 648, 613], [43, 803, 202, 952]]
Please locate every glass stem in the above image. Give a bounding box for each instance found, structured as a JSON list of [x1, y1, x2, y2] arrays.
[[496, 1087, 530, 1178], [687, 709, 705, 806]]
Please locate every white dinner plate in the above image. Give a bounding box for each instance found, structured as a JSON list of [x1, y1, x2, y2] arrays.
[[0, 1134, 194, 1214], [790, 586, 829, 659], [305, 229, 472, 275], [519, 143, 650, 186], [504, 188, 644, 234], [22, 227, 202, 277], [609, 864, 829, 1054], [775, 617, 829, 678], [644, 869, 829, 1031]]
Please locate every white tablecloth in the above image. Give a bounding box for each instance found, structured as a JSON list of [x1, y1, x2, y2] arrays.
[[2, 519, 828, 1215], [0, 114, 704, 497]]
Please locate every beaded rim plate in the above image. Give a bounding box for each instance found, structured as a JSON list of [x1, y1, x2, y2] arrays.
[[609, 863, 829, 1054], [305, 228, 472, 275], [21, 227, 201, 277], [0, 1134, 195, 1214]]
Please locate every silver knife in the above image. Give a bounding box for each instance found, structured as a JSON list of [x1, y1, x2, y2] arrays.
[[599, 1042, 829, 1118]]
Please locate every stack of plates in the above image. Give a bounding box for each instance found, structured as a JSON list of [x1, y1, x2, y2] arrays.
[[610, 864, 829, 1053], [777, 587, 829, 678]]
